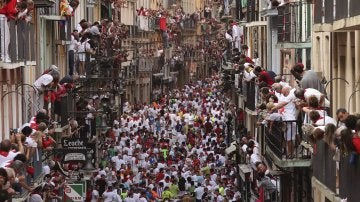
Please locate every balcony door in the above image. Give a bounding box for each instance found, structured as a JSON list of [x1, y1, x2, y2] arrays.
[[39, 16, 69, 74]]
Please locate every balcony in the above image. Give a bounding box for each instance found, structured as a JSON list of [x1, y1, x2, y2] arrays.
[[0, 17, 36, 68], [312, 140, 360, 201], [246, 0, 259, 22], [314, 0, 360, 30], [276, 2, 311, 49], [241, 80, 258, 114], [263, 121, 312, 167], [34, 0, 56, 8]]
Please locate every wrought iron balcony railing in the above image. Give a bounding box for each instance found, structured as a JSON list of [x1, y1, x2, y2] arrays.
[[263, 120, 312, 167], [0, 17, 36, 64], [314, 0, 360, 25], [277, 2, 311, 43]]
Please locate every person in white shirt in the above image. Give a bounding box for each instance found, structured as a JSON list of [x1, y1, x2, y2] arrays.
[[91, 185, 100, 202], [229, 20, 243, 49], [194, 183, 205, 202], [76, 19, 87, 33], [77, 36, 94, 78], [111, 153, 125, 171], [271, 86, 297, 158], [68, 31, 79, 75], [223, 29, 233, 61], [309, 110, 337, 126], [113, 120, 122, 141], [295, 88, 330, 108], [103, 186, 121, 202], [33, 74, 53, 93]]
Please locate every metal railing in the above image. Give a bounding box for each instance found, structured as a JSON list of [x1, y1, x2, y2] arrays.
[[277, 2, 311, 43], [14, 149, 44, 199], [0, 16, 35, 63], [314, 0, 360, 24], [349, 0, 360, 18], [247, 0, 258, 22], [335, 0, 347, 20], [242, 80, 258, 111], [264, 120, 311, 160]]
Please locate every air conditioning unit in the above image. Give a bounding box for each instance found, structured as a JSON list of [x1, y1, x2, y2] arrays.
[[34, 0, 56, 8]]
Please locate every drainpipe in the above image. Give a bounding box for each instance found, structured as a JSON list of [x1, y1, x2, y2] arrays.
[[329, 33, 333, 115]]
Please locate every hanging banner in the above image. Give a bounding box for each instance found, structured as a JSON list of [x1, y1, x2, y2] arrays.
[[64, 183, 85, 202]]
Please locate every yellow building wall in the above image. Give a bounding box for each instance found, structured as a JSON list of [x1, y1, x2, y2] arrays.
[[312, 31, 360, 115]]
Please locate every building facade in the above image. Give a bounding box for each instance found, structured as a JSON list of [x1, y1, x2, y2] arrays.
[[312, 1, 360, 201]]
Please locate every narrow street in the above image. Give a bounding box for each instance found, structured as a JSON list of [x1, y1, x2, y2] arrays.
[[0, 0, 360, 202]]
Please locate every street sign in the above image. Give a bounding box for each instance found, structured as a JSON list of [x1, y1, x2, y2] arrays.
[[63, 183, 85, 202]]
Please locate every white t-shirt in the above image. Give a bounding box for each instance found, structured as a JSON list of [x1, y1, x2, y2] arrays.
[[43, 165, 50, 175], [304, 88, 330, 107], [78, 40, 91, 62], [29, 194, 43, 202], [103, 191, 118, 202], [33, 74, 53, 91], [279, 88, 297, 121], [0, 150, 19, 166], [91, 190, 99, 202], [112, 156, 125, 171], [250, 153, 262, 170], [315, 116, 337, 126], [194, 186, 205, 200]]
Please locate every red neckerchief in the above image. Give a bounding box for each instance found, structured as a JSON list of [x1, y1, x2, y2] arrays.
[[313, 117, 324, 124], [0, 151, 9, 157]]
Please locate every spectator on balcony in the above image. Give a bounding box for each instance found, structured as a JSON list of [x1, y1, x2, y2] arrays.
[[336, 108, 349, 127], [254, 66, 274, 86], [256, 165, 277, 202], [4, 153, 33, 193], [223, 29, 233, 62], [294, 87, 330, 108], [271, 83, 284, 99], [77, 34, 95, 78], [204, 5, 212, 19], [17, 0, 34, 22], [88, 21, 101, 36], [247, 147, 261, 170], [159, 12, 169, 49], [0, 0, 18, 63], [271, 86, 297, 158], [302, 95, 327, 124], [33, 74, 54, 94], [22, 125, 38, 160], [68, 30, 79, 76], [309, 110, 337, 126], [229, 20, 242, 50], [252, 52, 261, 67], [0, 138, 22, 166], [76, 19, 87, 33], [291, 64, 326, 94]]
